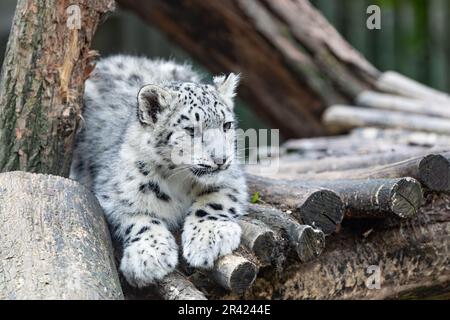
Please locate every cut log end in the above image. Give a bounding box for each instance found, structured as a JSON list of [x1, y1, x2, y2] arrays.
[[293, 225, 325, 262], [390, 178, 424, 218], [297, 189, 344, 235], [239, 218, 277, 265], [211, 254, 258, 293], [419, 154, 450, 192]]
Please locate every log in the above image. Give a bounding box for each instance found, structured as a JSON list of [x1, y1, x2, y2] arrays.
[[0, 0, 115, 176], [243, 193, 450, 299], [283, 134, 428, 158], [209, 248, 258, 294], [246, 174, 345, 235], [350, 127, 450, 148], [323, 105, 450, 135], [156, 271, 207, 300], [376, 71, 450, 104], [279, 151, 450, 193], [356, 91, 450, 118], [247, 204, 325, 263], [239, 217, 279, 266], [0, 171, 123, 299], [117, 0, 380, 138], [302, 178, 424, 219], [254, 148, 434, 175]]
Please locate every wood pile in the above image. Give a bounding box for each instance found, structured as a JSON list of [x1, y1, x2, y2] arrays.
[[1, 70, 448, 299]]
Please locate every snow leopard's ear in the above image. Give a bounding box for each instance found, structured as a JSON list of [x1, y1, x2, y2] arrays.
[[213, 73, 240, 106], [137, 84, 174, 126]]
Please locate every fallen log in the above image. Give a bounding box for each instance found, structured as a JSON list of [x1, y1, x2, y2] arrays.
[[156, 271, 207, 300], [242, 193, 450, 299], [248, 204, 325, 263], [302, 178, 424, 219], [239, 217, 279, 266], [323, 105, 450, 135], [246, 174, 344, 235], [283, 134, 428, 158], [255, 148, 433, 175], [350, 127, 450, 148], [356, 91, 450, 118], [376, 71, 450, 105], [0, 172, 123, 299], [276, 151, 450, 193]]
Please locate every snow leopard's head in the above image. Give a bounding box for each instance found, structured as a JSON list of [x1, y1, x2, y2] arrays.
[[134, 74, 240, 184]]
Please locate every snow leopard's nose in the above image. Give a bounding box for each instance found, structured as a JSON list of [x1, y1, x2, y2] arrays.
[[212, 155, 227, 167]]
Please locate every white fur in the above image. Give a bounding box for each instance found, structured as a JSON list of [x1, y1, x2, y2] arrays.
[[71, 55, 247, 287]]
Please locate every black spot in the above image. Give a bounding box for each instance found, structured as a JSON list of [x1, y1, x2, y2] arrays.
[[208, 216, 218, 221], [152, 219, 161, 225], [228, 194, 238, 202], [195, 209, 208, 217], [136, 226, 150, 236], [139, 181, 171, 201], [101, 194, 110, 200], [180, 115, 189, 121], [208, 203, 223, 210], [165, 132, 173, 143], [195, 113, 200, 121], [124, 225, 134, 236], [130, 237, 141, 243], [129, 74, 142, 83], [198, 186, 220, 196], [229, 207, 236, 215]]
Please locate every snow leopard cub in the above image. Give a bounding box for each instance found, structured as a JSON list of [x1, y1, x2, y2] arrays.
[[70, 55, 247, 287]]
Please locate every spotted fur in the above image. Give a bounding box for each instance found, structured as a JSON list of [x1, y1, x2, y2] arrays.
[[70, 55, 247, 288]]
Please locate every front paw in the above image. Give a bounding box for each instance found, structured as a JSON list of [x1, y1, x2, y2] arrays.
[[120, 238, 178, 288], [182, 220, 241, 269]]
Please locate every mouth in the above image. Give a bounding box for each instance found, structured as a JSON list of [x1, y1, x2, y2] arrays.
[[190, 167, 220, 177]]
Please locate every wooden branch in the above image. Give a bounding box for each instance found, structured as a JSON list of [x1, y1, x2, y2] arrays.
[[301, 178, 424, 219], [279, 151, 450, 193], [0, 172, 123, 299], [156, 271, 207, 300], [323, 105, 450, 135], [244, 193, 450, 299], [283, 134, 428, 158], [376, 71, 450, 104], [0, 0, 115, 176], [239, 217, 279, 266], [209, 248, 258, 293], [356, 91, 450, 118], [247, 204, 325, 263], [350, 127, 450, 148], [257, 148, 433, 175], [246, 174, 345, 235]]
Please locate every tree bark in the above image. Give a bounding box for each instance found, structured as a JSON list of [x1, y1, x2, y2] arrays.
[[0, 171, 123, 299], [0, 0, 115, 176], [116, 0, 380, 138]]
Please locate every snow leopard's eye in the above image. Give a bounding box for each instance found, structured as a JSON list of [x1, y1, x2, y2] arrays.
[[184, 127, 195, 137], [223, 121, 233, 132]]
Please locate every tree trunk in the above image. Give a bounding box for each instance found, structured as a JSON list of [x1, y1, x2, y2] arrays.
[[0, 172, 123, 299], [116, 0, 380, 138], [0, 0, 115, 176]]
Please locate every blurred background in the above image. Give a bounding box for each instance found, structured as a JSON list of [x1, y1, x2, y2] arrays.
[[0, 0, 448, 134]]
